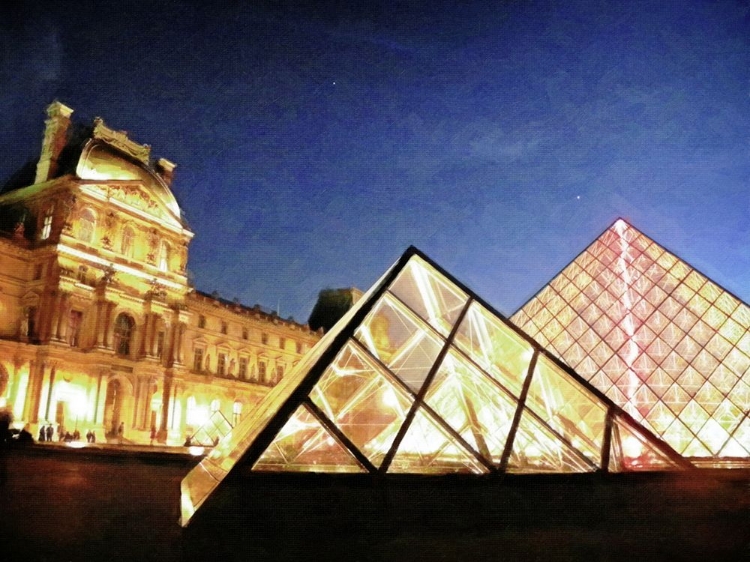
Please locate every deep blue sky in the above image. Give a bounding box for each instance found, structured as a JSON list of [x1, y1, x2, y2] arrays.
[[2, 0, 750, 322]]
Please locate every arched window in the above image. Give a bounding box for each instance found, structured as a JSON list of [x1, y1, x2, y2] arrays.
[[113, 313, 135, 357], [121, 227, 135, 257], [232, 401, 242, 426], [79, 209, 96, 243], [159, 240, 170, 271]]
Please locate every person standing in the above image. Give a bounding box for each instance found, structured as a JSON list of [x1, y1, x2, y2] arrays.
[[117, 422, 124, 444], [45, 424, 53, 442], [149, 425, 156, 445]]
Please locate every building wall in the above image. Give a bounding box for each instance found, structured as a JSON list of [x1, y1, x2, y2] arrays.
[[0, 103, 320, 445]]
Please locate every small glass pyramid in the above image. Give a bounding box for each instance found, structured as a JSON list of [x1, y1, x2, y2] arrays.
[[180, 247, 689, 526]]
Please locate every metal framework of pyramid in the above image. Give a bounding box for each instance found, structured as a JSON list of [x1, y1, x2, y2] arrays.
[[180, 247, 689, 526], [512, 219, 750, 462]]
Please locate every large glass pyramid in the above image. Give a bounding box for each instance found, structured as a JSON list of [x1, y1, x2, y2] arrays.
[[180, 247, 689, 526], [512, 219, 750, 462]]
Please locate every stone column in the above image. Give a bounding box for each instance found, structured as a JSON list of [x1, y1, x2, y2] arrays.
[[94, 371, 109, 425], [140, 313, 153, 358], [94, 301, 106, 348], [102, 302, 117, 349], [157, 374, 172, 443], [23, 360, 46, 423], [174, 322, 186, 366], [53, 292, 70, 341], [43, 364, 57, 421]]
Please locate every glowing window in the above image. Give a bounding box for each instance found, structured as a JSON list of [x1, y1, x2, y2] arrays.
[[193, 348, 204, 372], [121, 227, 135, 257], [238, 357, 248, 379], [210, 399, 220, 412], [159, 240, 170, 271], [79, 209, 96, 243], [113, 313, 135, 357], [232, 401, 242, 426], [258, 361, 267, 382], [217, 353, 227, 376], [40, 206, 54, 240]]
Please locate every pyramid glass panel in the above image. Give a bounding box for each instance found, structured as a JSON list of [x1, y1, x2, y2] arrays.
[[388, 254, 469, 337], [181, 247, 690, 527], [512, 218, 750, 463], [525, 354, 606, 465], [310, 341, 414, 468], [388, 406, 488, 474], [609, 415, 681, 472], [424, 349, 518, 464], [454, 301, 534, 398], [507, 408, 597, 473], [354, 293, 444, 393], [254, 404, 366, 473]]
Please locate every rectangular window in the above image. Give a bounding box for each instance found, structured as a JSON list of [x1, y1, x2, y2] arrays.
[[296, 341, 303, 354], [40, 207, 53, 240], [276, 364, 284, 381], [242, 327, 249, 340], [279, 337, 286, 350], [198, 315, 206, 329], [261, 333, 268, 345], [239, 357, 248, 379], [77, 266, 88, 283], [218, 353, 226, 376], [221, 321, 228, 335], [193, 348, 204, 372], [258, 361, 267, 382]]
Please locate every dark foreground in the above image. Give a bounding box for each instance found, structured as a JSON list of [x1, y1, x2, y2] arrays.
[[1, 447, 750, 561]]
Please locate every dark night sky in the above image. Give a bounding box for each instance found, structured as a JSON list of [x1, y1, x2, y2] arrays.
[[2, 0, 750, 322]]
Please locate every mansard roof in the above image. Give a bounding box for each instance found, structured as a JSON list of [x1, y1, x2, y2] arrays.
[[512, 218, 750, 460], [179, 246, 690, 527]]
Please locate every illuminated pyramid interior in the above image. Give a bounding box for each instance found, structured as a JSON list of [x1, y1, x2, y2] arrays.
[[512, 219, 750, 461], [180, 247, 688, 526]]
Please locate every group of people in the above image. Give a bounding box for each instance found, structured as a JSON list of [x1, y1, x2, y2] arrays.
[[37, 424, 96, 443]]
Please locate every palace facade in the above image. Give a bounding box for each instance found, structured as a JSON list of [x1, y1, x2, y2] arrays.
[[0, 101, 320, 445]]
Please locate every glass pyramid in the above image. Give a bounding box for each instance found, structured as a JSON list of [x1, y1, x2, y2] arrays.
[[511, 218, 750, 462], [180, 246, 689, 526]]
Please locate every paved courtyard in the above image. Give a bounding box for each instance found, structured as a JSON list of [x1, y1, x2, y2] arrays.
[[2, 446, 750, 561]]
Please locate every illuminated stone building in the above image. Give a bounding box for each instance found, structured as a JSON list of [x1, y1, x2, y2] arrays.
[[0, 101, 319, 444], [512, 219, 750, 463], [180, 247, 689, 526]]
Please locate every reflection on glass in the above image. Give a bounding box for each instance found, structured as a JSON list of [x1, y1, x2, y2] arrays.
[[388, 255, 468, 337], [388, 406, 487, 474], [609, 414, 678, 471], [254, 404, 366, 473], [425, 350, 517, 464], [310, 341, 414, 468], [508, 408, 596, 473], [454, 301, 533, 398], [525, 355, 606, 464], [354, 294, 444, 393]]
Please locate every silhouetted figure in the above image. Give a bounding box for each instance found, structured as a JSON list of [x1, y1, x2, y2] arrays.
[[183, 435, 192, 447], [90, 430, 96, 443], [117, 422, 124, 444], [17, 425, 33, 444], [150, 425, 156, 445], [38, 426, 46, 442], [86, 430, 93, 443], [64, 431, 73, 442], [45, 424, 53, 442], [72, 429, 80, 441], [0, 409, 11, 485]]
